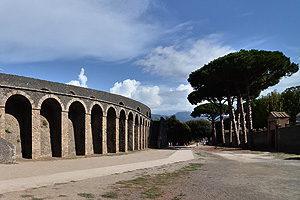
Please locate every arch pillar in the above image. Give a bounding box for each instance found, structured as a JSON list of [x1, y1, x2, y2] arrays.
[[0, 106, 5, 139], [116, 116, 119, 153], [102, 115, 107, 154], [61, 111, 69, 157], [85, 113, 93, 155], [132, 123, 135, 151], [140, 121, 143, 149], [32, 108, 41, 159], [124, 118, 128, 153], [137, 122, 140, 150], [144, 123, 146, 149]]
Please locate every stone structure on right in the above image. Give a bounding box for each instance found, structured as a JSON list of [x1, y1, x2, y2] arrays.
[[267, 111, 290, 149], [296, 112, 300, 124]]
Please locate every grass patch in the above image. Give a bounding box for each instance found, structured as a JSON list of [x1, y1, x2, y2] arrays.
[[21, 194, 34, 198], [77, 193, 95, 199], [248, 151, 267, 154], [142, 186, 162, 199], [32, 197, 45, 200], [172, 192, 186, 200], [54, 182, 68, 186], [270, 152, 300, 159], [100, 192, 119, 199], [115, 162, 203, 198], [58, 194, 67, 198], [248, 151, 300, 159], [5, 129, 11, 133], [195, 151, 211, 158], [42, 120, 48, 127]]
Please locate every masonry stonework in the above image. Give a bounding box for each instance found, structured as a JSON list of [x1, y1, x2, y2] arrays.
[[0, 73, 151, 163]]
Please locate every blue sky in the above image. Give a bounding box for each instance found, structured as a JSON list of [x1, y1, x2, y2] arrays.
[[0, 0, 299, 115]]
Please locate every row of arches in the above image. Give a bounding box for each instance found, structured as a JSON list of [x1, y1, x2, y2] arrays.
[[1, 93, 150, 159]]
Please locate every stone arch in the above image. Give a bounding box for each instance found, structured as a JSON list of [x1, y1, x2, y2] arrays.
[[40, 87, 50, 92], [66, 98, 87, 113], [1, 90, 34, 108], [119, 110, 126, 152], [40, 98, 62, 157], [68, 101, 85, 155], [5, 94, 32, 159], [91, 104, 103, 154], [127, 112, 134, 151], [37, 94, 65, 111], [107, 107, 116, 153], [134, 114, 139, 150], [88, 102, 104, 115]]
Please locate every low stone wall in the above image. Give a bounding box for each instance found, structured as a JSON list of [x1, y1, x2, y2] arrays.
[[224, 126, 299, 154], [279, 126, 300, 154], [149, 118, 168, 149], [0, 137, 16, 163], [251, 130, 269, 151]]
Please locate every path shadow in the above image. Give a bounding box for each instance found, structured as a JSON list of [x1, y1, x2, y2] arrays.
[[284, 157, 300, 161]]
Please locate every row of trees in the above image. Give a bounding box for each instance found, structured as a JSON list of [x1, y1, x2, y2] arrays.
[[165, 116, 211, 145], [188, 49, 299, 146], [252, 86, 300, 128]]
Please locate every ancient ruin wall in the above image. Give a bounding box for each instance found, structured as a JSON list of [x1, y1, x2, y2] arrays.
[[0, 73, 151, 162]]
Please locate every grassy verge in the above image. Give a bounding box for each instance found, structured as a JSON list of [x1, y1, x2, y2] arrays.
[[102, 162, 203, 199]]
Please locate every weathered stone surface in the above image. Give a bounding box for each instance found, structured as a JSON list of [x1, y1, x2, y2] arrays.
[[0, 73, 151, 162], [0, 137, 16, 163]]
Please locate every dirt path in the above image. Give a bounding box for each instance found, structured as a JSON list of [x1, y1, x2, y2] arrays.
[[1, 146, 299, 200]]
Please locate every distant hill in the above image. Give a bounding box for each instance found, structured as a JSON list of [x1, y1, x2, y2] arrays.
[[151, 111, 201, 122]]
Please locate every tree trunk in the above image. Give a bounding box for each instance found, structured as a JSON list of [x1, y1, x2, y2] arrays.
[[227, 94, 240, 145], [219, 102, 225, 145], [229, 116, 233, 145], [245, 84, 254, 148], [212, 119, 217, 145], [246, 84, 253, 130], [238, 89, 247, 145]]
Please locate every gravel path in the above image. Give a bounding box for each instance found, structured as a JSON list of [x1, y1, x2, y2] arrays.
[[0, 146, 299, 200]]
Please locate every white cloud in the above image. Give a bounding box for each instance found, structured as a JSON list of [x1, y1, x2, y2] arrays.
[[67, 68, 88, 88], [110, 79, 140, 98], [135, 35, 235, 80], [110, 80, 195, 115], [110, 79, 162, 108], [0, 0, 161, 63], [176, 84, 193, 92], [156, 84, 194, 115], [260, 71, 300, 96]]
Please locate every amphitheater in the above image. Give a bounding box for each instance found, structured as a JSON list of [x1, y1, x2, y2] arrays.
[[0, 73, 151, 163]]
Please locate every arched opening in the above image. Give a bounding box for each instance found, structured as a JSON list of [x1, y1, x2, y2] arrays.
[[68, 101, 85, 155], [5, 94, 32, 159], [119, 110, 126, 152], [40, 98, 62, 157], [134, 115, 139, 150], [107, 107, 116, 153], [119, 102, 124, 106], [137, 107, 140, 112], [40, 87, 50, 91], [127, 112, 134, 151], [91, 104, 103, 154]]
